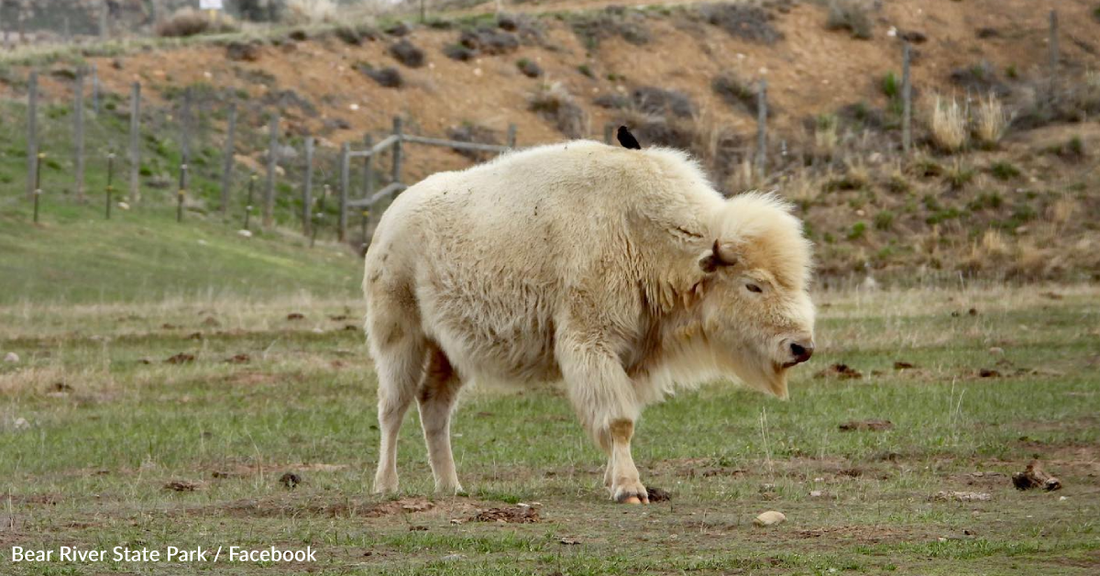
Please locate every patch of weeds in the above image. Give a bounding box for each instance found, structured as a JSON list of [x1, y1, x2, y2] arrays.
[[989, 161, 1020, 181], [570, 7, 650, 50], [577, 64, 594, 78], [446, 122, 499, 162], [443, 44, 476, 61], [698, 3, 781, 43], [968, 192, 1003, 211], [631, 86, 694, 118], [389, 40, 426, 68], [946, 163, 975, 189], [712, 73, 761, 115], [912, 157, 943, 178], [826, 0, 874, 40], [886, 173, 911, 194], [334, 24, 379, 46], [847, 221, 867, 240], [881, 71, 900, 100], [358, 64, 403, 88], [528, 82, 586, 138], [516, 58, 542, 78], [874, 210, 895, 231]]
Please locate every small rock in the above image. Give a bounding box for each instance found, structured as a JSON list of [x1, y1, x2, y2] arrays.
[[753, 511, 786, 527], [164, 480, 202, 492], [933, 491, 991, 502], [989, 347, 1005, 356], [4, 352, 18, 363], [166, 353, 196, 364], [809, 490, 824, 498], [838, 419, 893, 432], [893, 361, 915, 370], [12, 417, 30, 431], [978, 368, 1001, 378], [237, 229, 253, 238], [287, 313, 305, 321], [117, 201, 130, 210]]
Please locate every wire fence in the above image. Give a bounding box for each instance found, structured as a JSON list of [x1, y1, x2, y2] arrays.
[[0, 64, 527, 250]]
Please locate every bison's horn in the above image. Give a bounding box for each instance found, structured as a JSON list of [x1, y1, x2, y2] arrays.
[[700, 240, 738, 272]]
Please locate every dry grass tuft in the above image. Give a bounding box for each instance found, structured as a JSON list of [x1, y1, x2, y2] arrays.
[[826, 0, 874, 39], [528, 82, 588, 138], [974, 93, 1009, 146], [156, 9, 239, 38], [930, 95, 968, 153]]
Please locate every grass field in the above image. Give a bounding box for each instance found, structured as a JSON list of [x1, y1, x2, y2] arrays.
[[2, 282, 1098, 575]]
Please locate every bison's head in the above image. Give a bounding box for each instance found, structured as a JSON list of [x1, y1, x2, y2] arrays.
[[697, 193, 815, 399]]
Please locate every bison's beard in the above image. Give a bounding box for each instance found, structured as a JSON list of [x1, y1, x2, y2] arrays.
[[728, 350, 790, 400]]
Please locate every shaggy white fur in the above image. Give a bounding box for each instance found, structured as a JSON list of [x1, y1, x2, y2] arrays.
[[363, 140, 815, 502]]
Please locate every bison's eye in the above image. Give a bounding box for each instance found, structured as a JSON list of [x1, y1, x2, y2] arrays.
[[745, 283, 763, 294]]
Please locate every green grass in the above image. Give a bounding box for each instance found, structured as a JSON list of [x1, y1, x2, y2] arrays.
[[0, 201, 360, 304], [1, 284, 1098, 574]]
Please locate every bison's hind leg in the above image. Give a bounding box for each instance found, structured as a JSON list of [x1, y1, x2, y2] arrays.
[[371, 325, 428, 495], [417, 345, 466, 494]]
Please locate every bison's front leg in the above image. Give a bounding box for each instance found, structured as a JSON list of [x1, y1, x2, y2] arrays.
[[560, 339, 648, 504]]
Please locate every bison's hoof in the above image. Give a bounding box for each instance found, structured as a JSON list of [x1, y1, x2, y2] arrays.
[[614, 485, 650, 504]]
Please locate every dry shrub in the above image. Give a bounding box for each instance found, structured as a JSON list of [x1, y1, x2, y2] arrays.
[[446, 123, 500, 162], [974, 93, 1009, 146], [528, 83, 587, 138], [930, 95, 967, 153], [284, 0, 338, 24], [826, 0, 874, 40], [698, 3, 782, 44], [389, 40, 425, 68], [1047, 196, 1077, 227], [814, 113, 839, 159], [156, 9, 239, 38]]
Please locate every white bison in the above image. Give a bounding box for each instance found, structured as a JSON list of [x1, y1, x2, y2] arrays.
[[363, 138, 815, 503]]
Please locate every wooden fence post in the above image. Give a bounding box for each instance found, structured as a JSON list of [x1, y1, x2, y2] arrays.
[[180, 87, 192, 165], [364, 135, 375, 199], [244, 175, 256, 230], [603, 123, 613, 145], [339, 143, 350, 242], [220, 103, 237, 215], [128, 82, 141, 202], [302, 136, 314, 236], [33, 153, 43, 223], [263, 115, 279, 228], [91, 64, 100, 115], [391, 116, 404, 185], [105, 153, 115, 219], [1048, 10, 1059, 102], [26, 71, 37, 200], [755, 78, 768, 177], [507, 123, 517, 148], [63, 16, 71, 43], [902, 42, 912, 154], [74, 67, 86, 202], [177, 163, 188, 223], [99, 0, 109, 39]]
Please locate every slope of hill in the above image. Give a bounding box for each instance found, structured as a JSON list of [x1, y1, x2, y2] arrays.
[[1, 0, 1099, 282], [0, 201, 361, 304]]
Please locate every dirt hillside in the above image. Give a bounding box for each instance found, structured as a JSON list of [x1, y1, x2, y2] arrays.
[[2, 0, 1099, 280]]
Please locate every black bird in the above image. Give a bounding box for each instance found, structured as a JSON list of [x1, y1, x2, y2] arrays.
[[617, 126, 641, 150]]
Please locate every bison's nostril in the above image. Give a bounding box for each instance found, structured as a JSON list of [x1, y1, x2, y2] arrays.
[[790, 342, 814, 363]]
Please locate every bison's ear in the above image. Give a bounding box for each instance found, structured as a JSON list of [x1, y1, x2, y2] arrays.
[[699, 240, 738, 273]]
